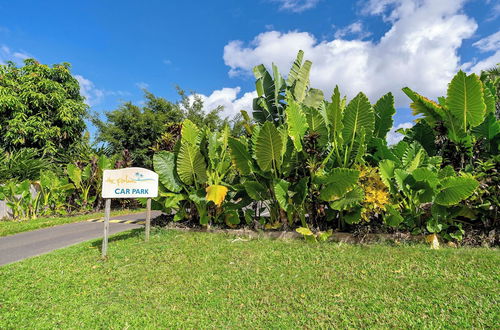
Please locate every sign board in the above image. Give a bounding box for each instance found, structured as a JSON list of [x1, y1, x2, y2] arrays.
[[101, 167, 158, 257], [102, 167, 158, 198]]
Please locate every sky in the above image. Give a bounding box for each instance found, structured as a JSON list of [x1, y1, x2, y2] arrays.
[[1, 0, 499, 144]]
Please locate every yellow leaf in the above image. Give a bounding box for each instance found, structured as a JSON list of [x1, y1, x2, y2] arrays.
[[426, 234, 440, 249], [264, 222, 282, 230], [296, 227, 314, 236], [206, 185, 228, 206]]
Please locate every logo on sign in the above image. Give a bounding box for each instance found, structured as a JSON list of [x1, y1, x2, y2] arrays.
[[102, 168, 159, 198]]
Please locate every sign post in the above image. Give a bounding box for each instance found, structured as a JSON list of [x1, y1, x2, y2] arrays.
[[102, 198, 111, 257], [145, 198, 152, 241], [101, 167, 158, 257]]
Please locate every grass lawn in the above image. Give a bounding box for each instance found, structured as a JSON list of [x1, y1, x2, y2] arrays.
[[0, 229, 498, 328], [0, 209, 145, 237]]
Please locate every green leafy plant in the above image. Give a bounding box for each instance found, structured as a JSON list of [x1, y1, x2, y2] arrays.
[[38, 170, 74, 215], [379, 142, 478, 240]]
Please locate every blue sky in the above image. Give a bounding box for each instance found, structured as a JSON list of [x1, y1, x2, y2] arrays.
[[1, 0, 499, 143]]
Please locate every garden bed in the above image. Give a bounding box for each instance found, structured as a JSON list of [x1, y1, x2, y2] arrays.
[[151, 214, 499, 247]]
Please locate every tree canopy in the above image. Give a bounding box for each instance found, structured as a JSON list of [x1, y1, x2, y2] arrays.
[[92, 89, 232, 168], [0, 59, 88, 156]]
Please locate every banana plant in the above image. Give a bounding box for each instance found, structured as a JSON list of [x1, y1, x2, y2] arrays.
[[378, 141, 479, 240]]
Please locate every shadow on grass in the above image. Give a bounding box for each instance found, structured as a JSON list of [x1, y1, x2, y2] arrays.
[[91, 228, 145, 251]]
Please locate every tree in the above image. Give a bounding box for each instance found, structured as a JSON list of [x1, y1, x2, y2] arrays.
[[176, 86, 226, 130], [93, 89, 231, 168], [0, 59, 88, 156], [92, 101, 168, 168]]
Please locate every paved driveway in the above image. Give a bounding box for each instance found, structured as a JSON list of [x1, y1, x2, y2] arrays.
[[0, 211, 161, 266]]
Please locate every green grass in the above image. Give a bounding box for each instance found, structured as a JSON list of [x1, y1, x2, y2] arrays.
[[0, 229, 498, 328], [0, 209, 145, 237]]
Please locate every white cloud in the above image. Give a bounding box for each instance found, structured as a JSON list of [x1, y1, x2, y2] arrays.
[[190, 87, 257, 119], [486, 3, 500, 21], [473, 31, 500, 52], [387, 122, 414, 145], [75, 75, 105, 107], [135, 82, 150, 89], [224, 0, 478, 107], [0, 45, 32, 65], [334, 21, 371, 40], [271, 0, 320, 13], [468, 51, 500, 73]]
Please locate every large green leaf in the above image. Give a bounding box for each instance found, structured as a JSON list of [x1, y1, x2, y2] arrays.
[[243, 181, 269, 200], [153, 151, 182, 192], [327, 85, 343, 134], [435, 176, 478, 206], [402, 87, 445, 125], [255, 122, 283, 172], [404, 122, 436, 156], [181, 119, 201, 145], [176, 143, 207, 185], [373, 92, 395, 139], [446, 70, 486, 129], [66, 163, 82, 190], [274, 179, 291, 211], [292, 177, 309, 205], [303, 88, 324, 109], [370, 138, 399, 163], [342, 92, 374, 144], [472, 112, 500, 140], [307, 107, 329, 147], [394, 169, 411, 193], [97, 155, 112, 171], [252, 65, 279, 123], [378, 158, 395, 183], [329, 187, 364, 210], [286, 50, 304, 87], [483, 84, 496, 115], [285, 100, 308, 152], [384, 205, 404, 227], [228, 137, 253, 175], [292, 60, 312, 103], [317, 168, 360, 201]]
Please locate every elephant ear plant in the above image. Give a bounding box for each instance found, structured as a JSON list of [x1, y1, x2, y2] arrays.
[[147, 50, 484, 244], [153, 119, 237, 225], [379, 142, 479, 240], [401, 70, 495, 170], [38, 170, 74, 216], [0, 180, 39, 220]]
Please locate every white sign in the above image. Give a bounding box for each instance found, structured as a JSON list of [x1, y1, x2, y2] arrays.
[[102, 167, 158, 198]]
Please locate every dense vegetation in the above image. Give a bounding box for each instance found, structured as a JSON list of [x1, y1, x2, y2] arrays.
[[91, 89, 240, 168], [0, 59, 87, 157], [151, 51, 499, 243], [0, 61, 236, 219], [0, 54, 498, 245]]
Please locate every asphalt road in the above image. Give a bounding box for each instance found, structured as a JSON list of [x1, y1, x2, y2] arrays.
[[0, 211, 161, 266]]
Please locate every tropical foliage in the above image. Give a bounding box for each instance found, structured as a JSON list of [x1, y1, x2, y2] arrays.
[[92, 88, 238, 168], [0, 59, 87, 156], [1, 54, 498, 244], [151, 51, 498, 242]]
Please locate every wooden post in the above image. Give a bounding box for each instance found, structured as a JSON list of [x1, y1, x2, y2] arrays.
[[102, 198, 111, 257], [145, 198, 151, 242]]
